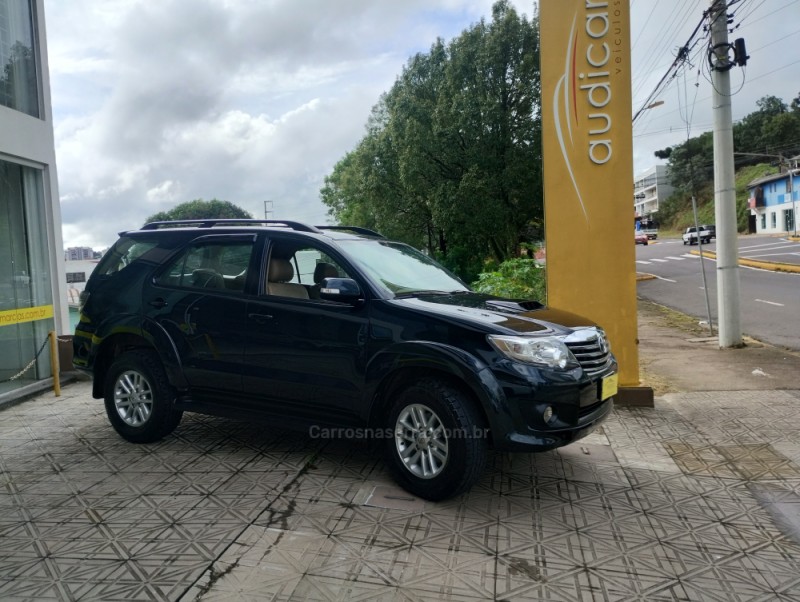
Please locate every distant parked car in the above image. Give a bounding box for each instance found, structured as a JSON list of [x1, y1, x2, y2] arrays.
[[682, 226, 711, 245], [701, 224, 716, 239], [635, 232, 649, 245]]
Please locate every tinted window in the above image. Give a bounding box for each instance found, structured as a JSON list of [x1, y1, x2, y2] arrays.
[[95, 237, 160, 276], [157, 240, 254, 292]]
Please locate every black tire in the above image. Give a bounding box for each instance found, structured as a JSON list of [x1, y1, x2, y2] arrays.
[[683, 240, 687, 245], [383, 377, 487, 501], [104, 350, 183, 443]]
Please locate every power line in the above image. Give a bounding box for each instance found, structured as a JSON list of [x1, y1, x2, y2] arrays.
[[631, 0, 699, 102], [632, 7, 709, 124], [740, 0, 799, 26]]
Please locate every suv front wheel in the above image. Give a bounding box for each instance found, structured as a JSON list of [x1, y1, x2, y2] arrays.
[[104, 350, 183, 443], [384, 377, 487, 501]]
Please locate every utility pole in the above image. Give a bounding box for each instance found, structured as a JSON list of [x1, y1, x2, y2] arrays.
[[709, 0, 742, 348]]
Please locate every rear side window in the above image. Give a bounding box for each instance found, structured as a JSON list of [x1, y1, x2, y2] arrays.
[[156, 240, 254, 292], [95, 237, 159, 276]]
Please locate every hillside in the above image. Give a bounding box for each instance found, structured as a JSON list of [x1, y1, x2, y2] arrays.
[[658, 163, 778, 233]]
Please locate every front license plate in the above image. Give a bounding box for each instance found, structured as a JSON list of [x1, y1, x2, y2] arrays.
[[600, 373, 618, 400]]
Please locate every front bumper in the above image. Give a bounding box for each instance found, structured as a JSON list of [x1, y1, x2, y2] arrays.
[[487, 362, 617, 452]]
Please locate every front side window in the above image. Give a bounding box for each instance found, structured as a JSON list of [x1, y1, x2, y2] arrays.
[[264, 241, 351, 300], [337, 240, 468, 296], [157, 240, 254, 292], [0, 0, 39, 117]]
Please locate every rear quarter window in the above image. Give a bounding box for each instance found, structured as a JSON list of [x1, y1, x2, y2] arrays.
[[94, 237, 161, 276]]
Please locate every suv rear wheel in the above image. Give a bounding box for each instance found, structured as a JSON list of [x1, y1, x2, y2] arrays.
[[104, 351, 183, 443], [384, 377, 487, 501]]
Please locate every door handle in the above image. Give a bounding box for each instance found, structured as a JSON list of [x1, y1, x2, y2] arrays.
[[149, 298, 168, 309], [248, 313, 273, 324]]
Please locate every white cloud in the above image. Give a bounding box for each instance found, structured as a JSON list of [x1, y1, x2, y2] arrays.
[[46, 0, 798, 248], [47, 0, 515, 248]]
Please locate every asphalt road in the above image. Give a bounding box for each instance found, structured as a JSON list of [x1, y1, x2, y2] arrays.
[[635, 235, 800, 350]]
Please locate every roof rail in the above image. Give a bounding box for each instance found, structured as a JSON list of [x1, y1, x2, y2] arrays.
[[140, 219, 321, 233], [316, 225, 385, 238]]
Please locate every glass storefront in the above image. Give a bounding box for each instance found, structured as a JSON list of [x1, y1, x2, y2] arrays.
[[0, 0, 40, 117], [0, 158, 53, 393]]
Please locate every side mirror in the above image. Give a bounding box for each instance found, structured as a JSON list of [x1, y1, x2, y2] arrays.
[[319, 277, 362, 304]]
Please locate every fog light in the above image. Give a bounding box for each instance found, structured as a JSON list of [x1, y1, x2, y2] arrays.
[[543, 406, 554, 423]]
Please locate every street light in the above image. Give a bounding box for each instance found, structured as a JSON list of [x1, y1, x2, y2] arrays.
[[632, 99, 665, 123]]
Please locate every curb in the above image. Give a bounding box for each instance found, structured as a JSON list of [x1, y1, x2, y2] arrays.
[[688, 250, 800, 273], [636, 273, 657, 281]]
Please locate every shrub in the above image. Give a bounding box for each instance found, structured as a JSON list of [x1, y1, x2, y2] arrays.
[[472, 258, 546, 302]]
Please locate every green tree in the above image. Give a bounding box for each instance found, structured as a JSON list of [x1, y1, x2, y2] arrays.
[[321, 0, 540, 281], [144, 199, 252, 225], [664, 131, 714, 196], [661, 94, 800, 212], [733, 95, 791, 162], [472, 258, 546, 302]]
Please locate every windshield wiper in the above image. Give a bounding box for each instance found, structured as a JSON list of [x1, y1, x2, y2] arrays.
[[394, 290, 451, 298], [394, 289, 471, 299]]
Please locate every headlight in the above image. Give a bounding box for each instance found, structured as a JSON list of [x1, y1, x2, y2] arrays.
[[488, 335, 577, 369]]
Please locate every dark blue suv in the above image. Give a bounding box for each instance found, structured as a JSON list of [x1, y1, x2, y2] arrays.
[[74, 220, 617, 500]]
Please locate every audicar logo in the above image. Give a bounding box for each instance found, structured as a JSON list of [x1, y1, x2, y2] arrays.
[[552, 1, 628, 223], [581, 1, 613, 166]]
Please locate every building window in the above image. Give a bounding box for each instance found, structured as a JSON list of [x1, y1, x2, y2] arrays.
[[0, 158, 53, 386], [771, 212, 777, 229], [66, 272, 86, 284], [0, 0, 39, 117], [760, 213, 766, 230], [785, 209, 795, 233]]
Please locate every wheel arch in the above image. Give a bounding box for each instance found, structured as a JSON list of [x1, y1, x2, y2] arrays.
[[90, 320, 186, 398], [365, 343, 507, 443]]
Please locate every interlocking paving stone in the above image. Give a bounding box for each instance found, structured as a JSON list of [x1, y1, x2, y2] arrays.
[[3, 382, 800, 600]]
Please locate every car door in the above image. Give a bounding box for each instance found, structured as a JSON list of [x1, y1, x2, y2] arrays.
[[144, 234, 258, 397], [243, 236, 370, 426]]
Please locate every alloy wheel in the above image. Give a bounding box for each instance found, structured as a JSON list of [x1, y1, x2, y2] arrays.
[[394, 403, 449, 479], [113, 370, 154, 427]]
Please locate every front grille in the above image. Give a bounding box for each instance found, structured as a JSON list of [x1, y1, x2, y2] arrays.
[[564, 330, 612, 376]]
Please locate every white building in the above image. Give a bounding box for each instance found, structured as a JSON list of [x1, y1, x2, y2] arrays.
[[0, 0, 66, 397], [633, 165, 674, 221], [65, 246, 96, 261]]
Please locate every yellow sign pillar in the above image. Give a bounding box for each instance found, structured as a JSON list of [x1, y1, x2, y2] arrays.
[[540, 1, 641, 391]]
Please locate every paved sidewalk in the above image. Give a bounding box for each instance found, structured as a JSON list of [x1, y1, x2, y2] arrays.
[[2, 312, 800, 599]]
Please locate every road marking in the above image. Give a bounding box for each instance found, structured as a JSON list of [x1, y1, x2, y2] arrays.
[[636, 260, 652, 265], [650, 258, 668, 263], [665, 256, 686, 261], [755, 299, 784, 307], [739, 242, 798, 250], [683, 253, 700, 258], [652, 275, 676, 282], [742, 251, 800, 259]]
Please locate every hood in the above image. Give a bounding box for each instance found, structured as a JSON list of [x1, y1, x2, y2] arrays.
[[390, 292, 598, 336]]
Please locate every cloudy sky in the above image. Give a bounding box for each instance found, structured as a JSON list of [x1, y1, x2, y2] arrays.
[[45, 0, 800, 250]]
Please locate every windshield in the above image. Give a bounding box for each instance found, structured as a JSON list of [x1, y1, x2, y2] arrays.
[[337, 240, 469, 296]]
